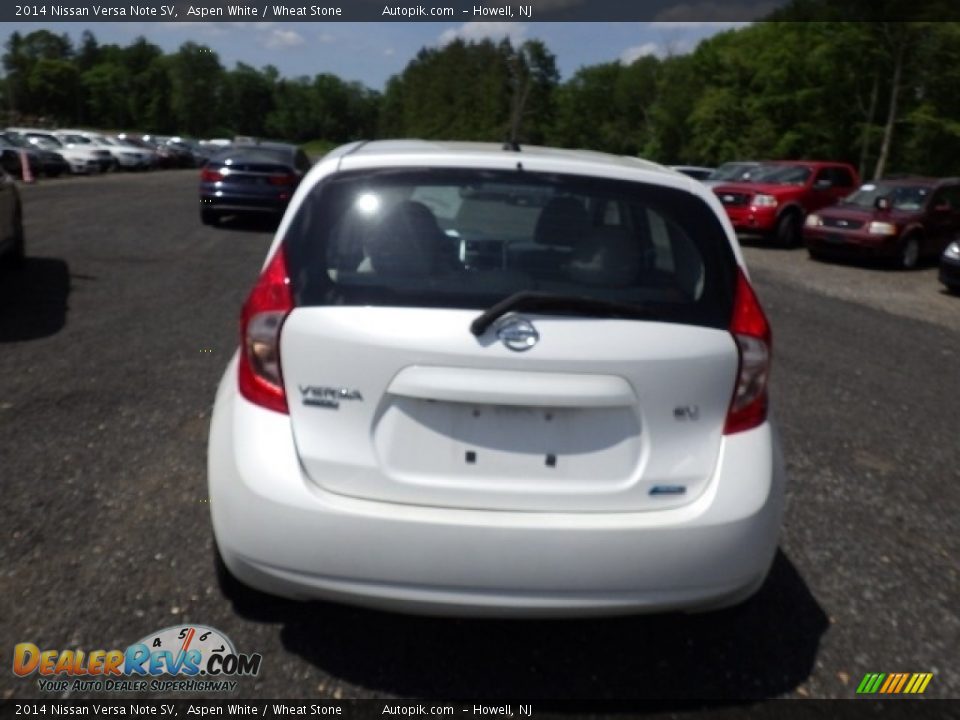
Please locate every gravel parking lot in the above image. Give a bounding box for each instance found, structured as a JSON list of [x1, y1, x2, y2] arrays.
[[1, 171, 957, 705]]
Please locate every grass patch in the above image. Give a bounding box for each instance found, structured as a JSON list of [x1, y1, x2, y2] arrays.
[[301, 139, 339, 160]]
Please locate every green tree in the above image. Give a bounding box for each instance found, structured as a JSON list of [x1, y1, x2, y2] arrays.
[[82, 62, 132, 128], [223, 63, 274, 136], [27, 58, 81, 122], [166, 42, 223, 135]]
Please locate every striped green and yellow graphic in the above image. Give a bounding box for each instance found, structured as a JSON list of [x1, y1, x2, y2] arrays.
[[856, 672, 933, 694]]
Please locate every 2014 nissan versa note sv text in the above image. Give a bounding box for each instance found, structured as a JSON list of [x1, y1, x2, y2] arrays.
[[207, 140, 786, 617]]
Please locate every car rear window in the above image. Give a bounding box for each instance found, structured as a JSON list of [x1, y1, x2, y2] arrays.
[[843, 183, 931, 211], [283, 168, 738, 329], [213, 147, 292, 165]]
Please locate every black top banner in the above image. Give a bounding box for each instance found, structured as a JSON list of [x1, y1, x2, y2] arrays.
[[4, 0, 960, 23]]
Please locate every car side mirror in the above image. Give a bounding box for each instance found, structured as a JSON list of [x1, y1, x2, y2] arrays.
[[874, 196, 891, 211], [814, 179, 833, 190]]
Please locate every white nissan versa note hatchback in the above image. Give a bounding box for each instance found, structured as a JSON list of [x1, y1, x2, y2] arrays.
[[208, 140, 785, 617]]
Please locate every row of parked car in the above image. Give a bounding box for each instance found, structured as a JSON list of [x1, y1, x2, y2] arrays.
[[0, 129, 263, 269], [0, 127, 224, 178], [671, 160, 960, 294]]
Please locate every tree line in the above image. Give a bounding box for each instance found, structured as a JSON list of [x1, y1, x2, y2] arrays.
[[3, 7, 960, 179]]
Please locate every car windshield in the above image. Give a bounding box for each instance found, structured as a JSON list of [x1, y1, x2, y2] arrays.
[[708, 163, 756, 182], [2, 134, 28, 148], [841, 183, 931, 211], [282, 168, 737, 329], [60, 135, 92, 145], [215, 147, 292, 164], [748, 165, 812, 185], [27, 134, 62, 149]]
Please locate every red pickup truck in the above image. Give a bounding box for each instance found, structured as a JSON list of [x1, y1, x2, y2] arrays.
[[712, 161, 860, 246]]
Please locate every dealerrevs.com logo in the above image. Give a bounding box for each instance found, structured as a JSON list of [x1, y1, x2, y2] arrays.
[[13, 625, 262, 693]]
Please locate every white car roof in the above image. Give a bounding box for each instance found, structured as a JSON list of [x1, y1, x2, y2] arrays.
[[333, 139, 670, 176]]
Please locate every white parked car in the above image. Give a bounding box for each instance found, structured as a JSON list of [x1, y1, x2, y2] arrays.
[[208, 140, 785, 617], [5, 128, 106, 175], [55, 130, 151, 171]]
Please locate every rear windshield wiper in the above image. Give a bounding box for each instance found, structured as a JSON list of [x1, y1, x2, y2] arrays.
[[470, 291, 651, 336]]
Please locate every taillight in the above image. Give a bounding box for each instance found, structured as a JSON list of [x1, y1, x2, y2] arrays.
[[724, 268, 772, 435], [200, 166, 223, 182], [267, 172, 297, 186], [238, 247, 293, 414]]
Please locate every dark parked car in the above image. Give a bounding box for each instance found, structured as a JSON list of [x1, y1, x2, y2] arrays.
[[0, 136, 41, 179], [143, 135, 196, 168], [938, 240, 960, 292], [669, 165, 715, 181], [199, 142, 312, 225], [0, 132, 68, 177], [170, 137, 214, 166], [0, 167, 24, 267], [804, 177, 960, 269]]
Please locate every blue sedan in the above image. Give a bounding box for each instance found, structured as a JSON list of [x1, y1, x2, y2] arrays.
[[199, 142, 312, 225]]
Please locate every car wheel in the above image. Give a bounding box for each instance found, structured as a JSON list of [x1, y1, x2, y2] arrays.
[[201, 208, 220, 226], [898, 234, 920, 270], [775, 211, 802, 248]]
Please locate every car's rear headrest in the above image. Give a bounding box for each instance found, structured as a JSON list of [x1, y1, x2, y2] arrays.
[[534, 196, 590, 247], [364, 200, 450, 276], [567, 227, 641, 287]]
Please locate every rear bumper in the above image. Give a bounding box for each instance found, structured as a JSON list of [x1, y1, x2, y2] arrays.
[[804, 229, 898, 258], [209, 360, 786, 617], [940, 256, 960, 288], [200, 192, 288, 214]]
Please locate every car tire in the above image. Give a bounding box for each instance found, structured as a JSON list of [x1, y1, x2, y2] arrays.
[[201, 208, 220, 226], [898, 234, 921, 270], [775, 211, 802, 248]]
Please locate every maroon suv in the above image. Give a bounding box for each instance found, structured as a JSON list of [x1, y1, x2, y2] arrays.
[[713, 161, 860, 246], [803, 177, 960, 269]]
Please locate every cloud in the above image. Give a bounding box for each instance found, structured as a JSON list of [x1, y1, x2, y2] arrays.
[[158, 21, 277, 37], [620, 42, 662, 64], [317, 32, 336, 43], [438, 22, 528, 46], [262, 29, 305, 49], [653, 2, 780, 23], [620, 36, 702, 64], [383, 48, 396, 57]]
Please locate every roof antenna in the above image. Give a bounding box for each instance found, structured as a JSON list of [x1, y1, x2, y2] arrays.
[[502, 138, 521, 152]]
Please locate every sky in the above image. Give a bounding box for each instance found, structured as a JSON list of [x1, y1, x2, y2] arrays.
[[4, 21, 749, 89]]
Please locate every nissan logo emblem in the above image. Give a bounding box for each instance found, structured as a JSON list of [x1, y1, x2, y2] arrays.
[[495, 317, 539, 352]]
